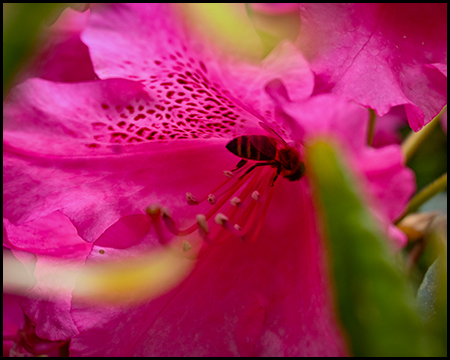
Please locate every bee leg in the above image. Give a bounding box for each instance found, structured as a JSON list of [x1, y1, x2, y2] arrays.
[[239, 161, 277, 180], [231, 159, 248, 172], [270, 164, 282, 187]]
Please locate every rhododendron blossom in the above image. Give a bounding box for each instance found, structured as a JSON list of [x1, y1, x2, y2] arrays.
[[23, 8, 96, 83], [3, 4, 416, 357], [296, 3, 447, 131]]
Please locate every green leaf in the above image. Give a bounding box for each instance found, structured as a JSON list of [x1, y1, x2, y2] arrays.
[[3, 3, 67, 97], [416, 222, 447, 356], [306, 139, 427, 356]]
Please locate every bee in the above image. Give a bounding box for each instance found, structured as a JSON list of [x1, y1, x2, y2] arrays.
[[226, 122, 305, 185]]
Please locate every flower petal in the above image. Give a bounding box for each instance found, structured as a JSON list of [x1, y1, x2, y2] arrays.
[[297, 3, 447, 131], [69, 180, 346, 356]]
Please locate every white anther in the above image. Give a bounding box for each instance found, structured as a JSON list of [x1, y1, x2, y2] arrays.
[[186, 192, 198, 205], [230, 197, 242, 207], [252, 191, 260, 201], [196, 214, 209, 234], [223, 170, 235, 178], [207, 194, 217, 205], [234, 224, 242, 231], [215, 213, 229, 226]]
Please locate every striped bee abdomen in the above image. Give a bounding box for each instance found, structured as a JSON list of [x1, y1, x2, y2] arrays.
[[226, 135, 276, 161]]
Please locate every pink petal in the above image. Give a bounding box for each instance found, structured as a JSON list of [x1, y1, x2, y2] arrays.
[[4, 212, 92, 341], [267, 93, 415, 243], [3, 77, 249, 242], [20, 8, 96, 83], [70, 180, 346, 356], [3, 3, 417, 357], [371, 106, 407, 148], [82, 4, 313, 123], [296, 3, 447, 131]]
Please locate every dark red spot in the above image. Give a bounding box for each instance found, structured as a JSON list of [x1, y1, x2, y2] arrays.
[[134, 114, 146, 120], [126, 106, 135, 114], [205, 98, 221, 106], [101, 104, 109, 110], [127, 124, 137, 132], [128, 137, 143, 143], [111, 133, 128, 140]]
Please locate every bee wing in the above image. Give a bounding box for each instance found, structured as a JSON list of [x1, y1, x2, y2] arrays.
[[258, 121, 289, 147], [249, 135, 277, 160]]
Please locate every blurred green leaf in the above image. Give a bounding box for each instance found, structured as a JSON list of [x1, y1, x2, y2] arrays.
[[306, 139, 430, 356], [403, 116, 447, 192], [181, 4, 264, 62], [3, 3, 67, 97], [417, 255, 446, 319], [244, 3, 301, 58], [416, 219, 447, 356]]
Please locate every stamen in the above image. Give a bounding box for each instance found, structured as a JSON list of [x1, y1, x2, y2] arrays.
[[223, 170, 235, 178], [146, 204, 168, 245], [207, 194, 216, 205], [182, 240, 192, 252], [214, 213, 229, 225], [215, 213, 244, 239], [252, 190, 260, 201], [185, 161, 255, 206], [152, 160, 280, 249], [246, 182, 276, 243], [230, 197, 241, 207], [196, 214, 209, 235], [161, 207, 179, 235], [146, 204, 161, 218], [186, 192, 198, 205]]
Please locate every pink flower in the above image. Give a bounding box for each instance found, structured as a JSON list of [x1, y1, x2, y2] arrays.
[[18, 8, 96, 84], [371, 106, 408, 149], [3, 211, 91, 356], [3, 4, 415, 356], [296, 3, 447, 131]]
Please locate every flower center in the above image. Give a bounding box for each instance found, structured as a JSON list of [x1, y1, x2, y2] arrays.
[[147, 160, 280, 251]]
